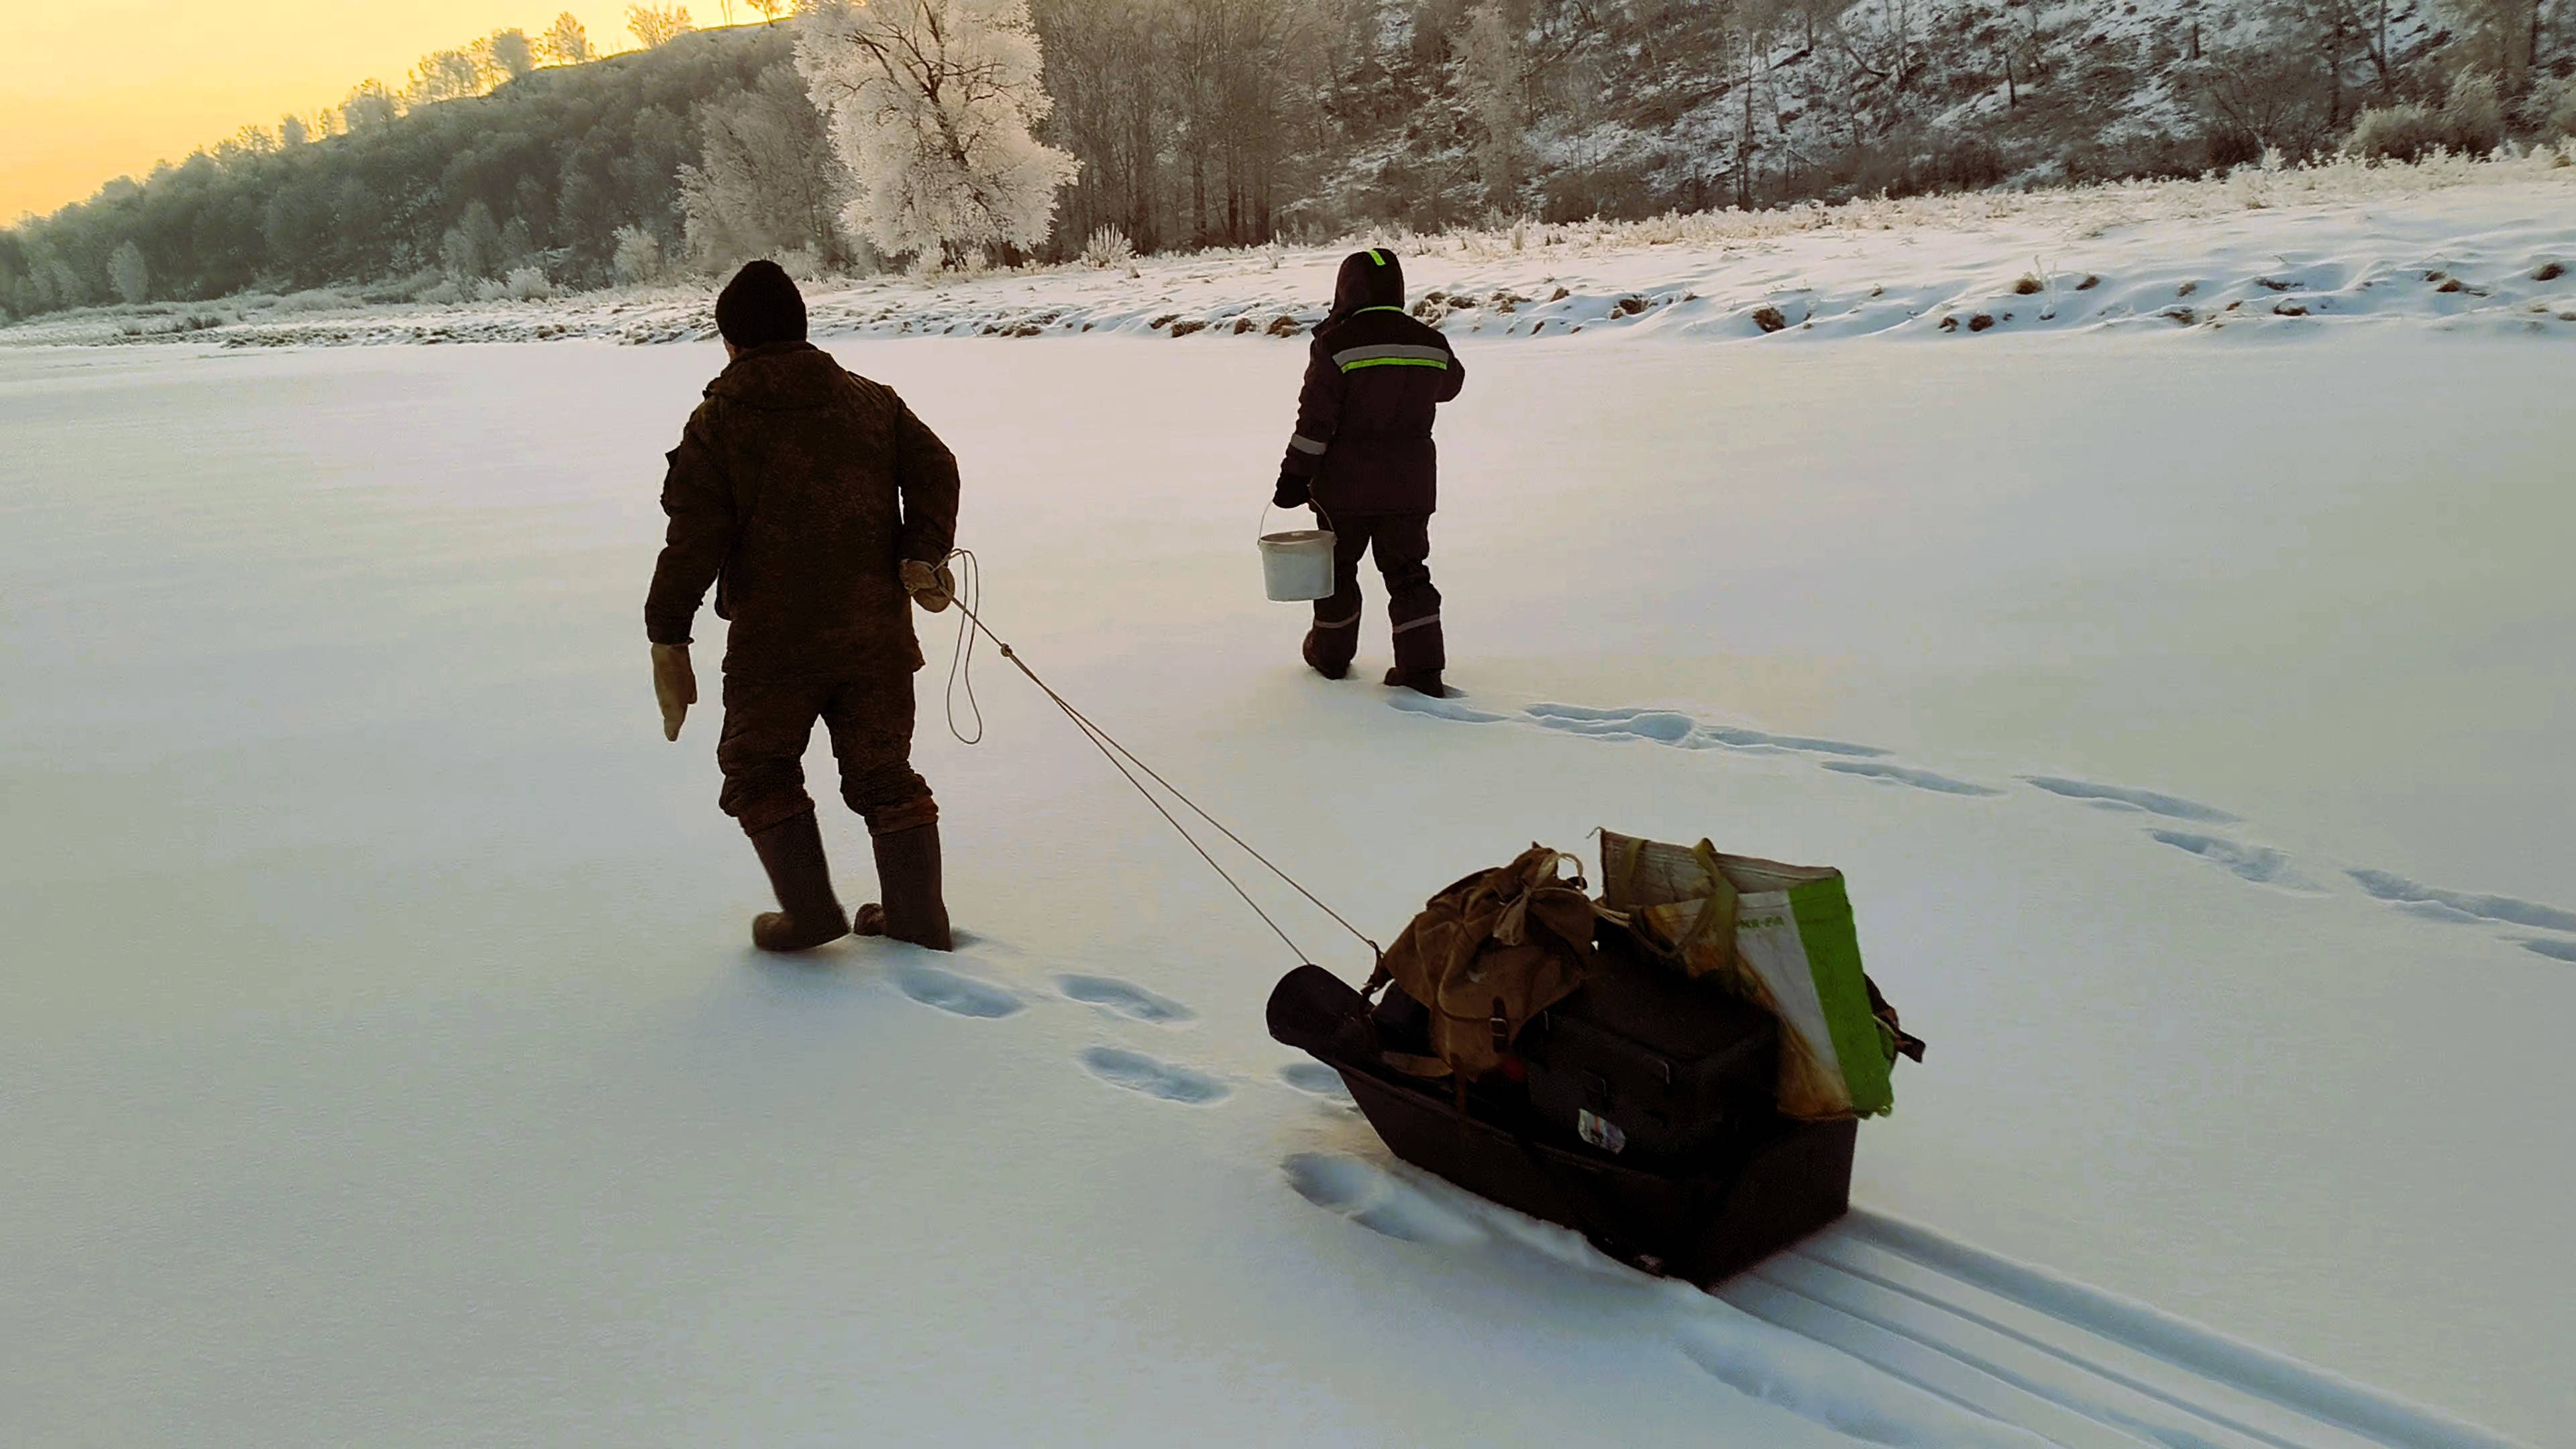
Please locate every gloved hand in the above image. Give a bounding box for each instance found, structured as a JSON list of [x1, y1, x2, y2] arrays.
[[652, 642, 696, 742], [901, 558, 957, 613], [1273, 472, 1311, 509]]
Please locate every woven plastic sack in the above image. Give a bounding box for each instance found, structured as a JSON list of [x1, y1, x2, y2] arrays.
[[1599, 830, 1897, 1120]]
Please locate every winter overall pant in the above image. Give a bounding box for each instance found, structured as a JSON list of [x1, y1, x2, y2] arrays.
[[1308, 512, 1444, 675], [716, 670, 939, 838]]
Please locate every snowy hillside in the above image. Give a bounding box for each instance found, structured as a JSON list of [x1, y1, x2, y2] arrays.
[[5, 324, 2568, 1443], [1561, 0, 2473, 196], [8, 150, 2574, 352]]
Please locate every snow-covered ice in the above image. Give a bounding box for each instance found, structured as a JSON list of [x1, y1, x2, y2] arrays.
[[3, 329, 2567, 1444]]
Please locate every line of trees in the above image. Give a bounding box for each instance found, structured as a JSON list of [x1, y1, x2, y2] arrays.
[[1, 24, 787, 315], [7, 0, 2575, 321]]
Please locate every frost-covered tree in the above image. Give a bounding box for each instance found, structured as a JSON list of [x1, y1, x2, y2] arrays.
[[440, 201, 505, 280], [629, 5, 698, 48], [679, 62, 861, 271], [795, 0, 1079, 265], [489, 30, 539, 81], [612, 223, 668, 282], [339, 81, 402, 131], [497, 216, 536, 272], [108, 241, 149, 304], [541, 13, 594, 64], [278, 114, 311, 148], [213, 125, 278, 167], [1459, 2, 1527, 211], [750, 0, 790, 20], [2453, 0, 2544, 96], [25, 240, 87, 309], [407, 48, 487, 107]]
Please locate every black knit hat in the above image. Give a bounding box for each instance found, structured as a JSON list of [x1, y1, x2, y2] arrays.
[[714, 259, 807, 347]]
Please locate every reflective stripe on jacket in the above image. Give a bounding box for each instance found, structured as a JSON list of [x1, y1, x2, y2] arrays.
[[1279, 252, 1466, 517]]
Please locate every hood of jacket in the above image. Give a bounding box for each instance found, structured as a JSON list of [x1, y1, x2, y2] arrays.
[[1329, 248, 1407, 320], [705, 340, 848, 411]]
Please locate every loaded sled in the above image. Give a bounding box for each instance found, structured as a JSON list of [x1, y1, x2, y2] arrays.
[[1266, 836, 1921, 1289]]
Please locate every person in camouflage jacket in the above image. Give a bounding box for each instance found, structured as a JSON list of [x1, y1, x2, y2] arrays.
[[647, 260, 960, 953]]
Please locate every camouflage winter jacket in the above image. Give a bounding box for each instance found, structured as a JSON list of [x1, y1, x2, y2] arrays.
[[645, 341, 959, 678]]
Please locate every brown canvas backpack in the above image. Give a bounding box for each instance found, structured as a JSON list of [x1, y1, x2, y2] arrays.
[[1371, 845, 1597, 1079]]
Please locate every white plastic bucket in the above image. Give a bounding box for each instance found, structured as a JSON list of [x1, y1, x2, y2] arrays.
[[1258, 528, 1337, 602]]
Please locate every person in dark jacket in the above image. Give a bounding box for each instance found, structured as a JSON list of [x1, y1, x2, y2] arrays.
[[647, 260, 960, 953], [1275, 248, 1464, 696]]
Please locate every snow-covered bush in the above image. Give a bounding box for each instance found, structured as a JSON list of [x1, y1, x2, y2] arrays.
[[2442, 72, 2506, 156], [108, 241, 150, 305], [2537, 76, 2576, 142], [794, 0, 1079, 266], [415, 278, 466, 306], [1080, 223, 1134, 269], [773, 248, 824, 282], [473, 277, 512, 303], [504, 266, 556, 300], [612, 225, 666, 285], [272, 288, 358, 313], [2348, 103, 2444, 162]]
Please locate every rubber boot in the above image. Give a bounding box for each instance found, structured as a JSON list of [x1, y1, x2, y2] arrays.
[[1383, 666, 1444, 697], [746, 809, 851, 953], [852, 822, 955, 951], [1302, 628, 1349, 681]]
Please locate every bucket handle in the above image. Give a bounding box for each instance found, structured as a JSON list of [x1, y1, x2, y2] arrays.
[[1259, 497, 1336, 541]]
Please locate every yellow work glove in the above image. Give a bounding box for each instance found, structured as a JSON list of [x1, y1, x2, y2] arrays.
[[901, 559, 957, 613], [652, 642, 696, 741]]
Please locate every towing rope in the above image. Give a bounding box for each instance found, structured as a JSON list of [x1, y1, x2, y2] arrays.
[[937, 548, 1380, 969]]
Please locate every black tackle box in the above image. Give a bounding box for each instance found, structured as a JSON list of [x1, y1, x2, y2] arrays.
[[1371, 921, 1780, 1164], [1516, 924, 1780, 1163]]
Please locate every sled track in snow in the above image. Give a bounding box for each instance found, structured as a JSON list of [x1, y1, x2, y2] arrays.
[[1282, 1151, 2518, 1448], [1707, 1210, 2522, 1449]]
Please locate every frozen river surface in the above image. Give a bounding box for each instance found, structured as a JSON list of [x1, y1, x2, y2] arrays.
[[3, 335, 2567, 1445]]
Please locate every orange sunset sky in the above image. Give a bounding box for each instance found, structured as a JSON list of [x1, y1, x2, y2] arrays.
[[0, 3, 765, 223]]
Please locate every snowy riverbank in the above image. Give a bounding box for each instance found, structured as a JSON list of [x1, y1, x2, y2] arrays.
[[9, 150, 2575, 352]]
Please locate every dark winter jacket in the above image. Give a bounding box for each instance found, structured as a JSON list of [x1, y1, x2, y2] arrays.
[[1277, 250, 1465, 518], [645, 341, 959, 678]]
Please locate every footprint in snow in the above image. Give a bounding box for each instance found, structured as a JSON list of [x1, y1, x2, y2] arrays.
[[1407, 694, 2008, 800], [1280, 1151, 1487, 1247], [2021, 775, 2240, 823], [1079, 1046, 1229, 1105], [1529, 704, 1699, 744], [1523, 702, 1887, 758], [1058, 974, 1196, 1025], [2150, 831, 2316, 890], [1385, 692, 1509, 724], [2347, 868, 2576, 933], [893, 962, 1024, 1019], [1821, 761, 2003, 797], [1278, 1060, 1355, 1103]]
